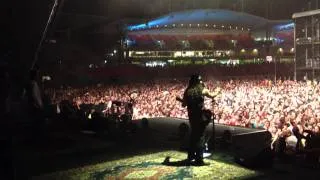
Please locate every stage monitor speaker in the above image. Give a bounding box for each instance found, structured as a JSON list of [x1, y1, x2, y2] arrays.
[[231, 130, 273, 168]]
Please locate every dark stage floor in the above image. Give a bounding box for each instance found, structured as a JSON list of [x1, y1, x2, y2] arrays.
[[6, 118, 320, 179]]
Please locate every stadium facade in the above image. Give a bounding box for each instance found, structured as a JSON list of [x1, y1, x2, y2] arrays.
[[124, 9, 294, 66], [293, 9, 320, 80]]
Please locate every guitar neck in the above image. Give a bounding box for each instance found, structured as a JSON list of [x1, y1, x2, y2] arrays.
[[176, 97, 183, 103]]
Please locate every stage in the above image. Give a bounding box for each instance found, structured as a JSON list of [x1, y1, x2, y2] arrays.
[[11, 118, 319, 179]]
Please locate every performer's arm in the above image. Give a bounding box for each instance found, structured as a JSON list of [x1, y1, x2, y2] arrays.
[[202, 87, 221, 99]]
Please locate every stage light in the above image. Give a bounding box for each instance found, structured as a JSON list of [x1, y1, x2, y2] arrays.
[[252, 49, 258, 56], [290, 48, 295, 52], [278, 48, 283, 54]]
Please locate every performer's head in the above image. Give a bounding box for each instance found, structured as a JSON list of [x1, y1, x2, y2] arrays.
[[188, 74, 203, 87]]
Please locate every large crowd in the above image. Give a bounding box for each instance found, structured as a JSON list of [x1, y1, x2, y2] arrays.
[[49, 79, 320, 139]]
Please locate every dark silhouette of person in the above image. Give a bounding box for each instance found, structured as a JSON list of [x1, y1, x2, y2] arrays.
[[181, 74, 221, 165], [26, 68, 45, 141]]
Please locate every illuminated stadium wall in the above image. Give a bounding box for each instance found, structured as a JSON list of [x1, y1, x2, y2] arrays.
[[293, 9, 320, 80], [124, 9, 294, 66]]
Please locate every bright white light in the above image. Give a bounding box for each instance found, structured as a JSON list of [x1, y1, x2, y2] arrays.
[[290, 48, 295, 52], [113, 50, 117, 54], [266, 56, 273, 62], [135, 51, 145, 55], [174, 51, 182, 57], [278, 48, 283, 53]]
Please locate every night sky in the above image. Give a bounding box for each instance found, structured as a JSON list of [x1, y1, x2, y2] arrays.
[[2, 0, 319, 68], [62, 0, 315, 20]]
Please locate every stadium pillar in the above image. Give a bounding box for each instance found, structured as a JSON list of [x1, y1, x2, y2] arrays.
[[294, 19, 297, 81], [274, 55, 277, 82]]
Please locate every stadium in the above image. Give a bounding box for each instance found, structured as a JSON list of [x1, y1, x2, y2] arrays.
[[125, 9, 294, 66], [4, 1, 320, 179]]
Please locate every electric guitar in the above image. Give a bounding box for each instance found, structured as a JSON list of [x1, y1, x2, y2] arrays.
[[176, 96, 214, 125]]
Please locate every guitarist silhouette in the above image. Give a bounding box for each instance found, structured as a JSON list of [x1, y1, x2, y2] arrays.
[[177, 74, 221, 165]]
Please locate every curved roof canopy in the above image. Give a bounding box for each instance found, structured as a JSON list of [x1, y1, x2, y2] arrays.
[[128, 9, 270, 31]]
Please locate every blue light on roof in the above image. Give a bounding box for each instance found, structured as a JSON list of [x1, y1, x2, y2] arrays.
[[276, 22, 294, 31], [127, 9, 270, 31], [128, 23, 148, 31], [128, 14, 177, 31]]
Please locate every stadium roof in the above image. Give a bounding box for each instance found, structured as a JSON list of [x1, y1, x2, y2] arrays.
[[128, 9, 271, 31], [292, 9, 320, 19]]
